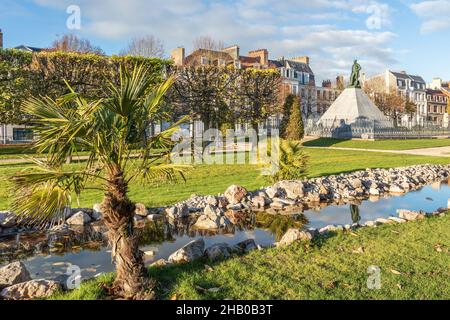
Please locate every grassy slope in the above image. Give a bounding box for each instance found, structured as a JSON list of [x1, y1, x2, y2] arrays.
[[303, 138, 450, 150], [51, 214, 450, 300], [1, 148, 449, 210]]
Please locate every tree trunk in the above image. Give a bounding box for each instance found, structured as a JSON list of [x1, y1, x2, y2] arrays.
[[102, 169, 150, 299]]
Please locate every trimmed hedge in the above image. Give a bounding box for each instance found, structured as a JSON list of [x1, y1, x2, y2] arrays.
[[0, 49, 171, 124]]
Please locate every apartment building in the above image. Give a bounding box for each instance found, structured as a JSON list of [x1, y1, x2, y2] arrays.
[[366, 70, 427, 126]]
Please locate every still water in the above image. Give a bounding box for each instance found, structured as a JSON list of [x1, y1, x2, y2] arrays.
[[3, 181, 450, 281]]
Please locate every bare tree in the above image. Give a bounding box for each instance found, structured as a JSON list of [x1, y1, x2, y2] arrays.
[[192, 35, 225, 51], [120, 35, 165, 58], [51, 34, 104, 55], [364, 81, 406, 126]]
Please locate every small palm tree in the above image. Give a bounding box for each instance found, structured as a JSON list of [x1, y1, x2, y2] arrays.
[[269, 140, 308, 183], [10, 65, 187, 298]]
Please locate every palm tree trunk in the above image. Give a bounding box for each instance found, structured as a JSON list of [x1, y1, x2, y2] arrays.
[[102, 169, 149, 298]]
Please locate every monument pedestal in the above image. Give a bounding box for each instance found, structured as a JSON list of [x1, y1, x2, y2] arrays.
[[318, 87, 392, 128]]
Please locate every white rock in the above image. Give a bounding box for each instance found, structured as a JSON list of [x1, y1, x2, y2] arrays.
[[388, 217, 407, 223], [205, 243, 232, 261], [193, 215, 220, 230], [375, 218, 393, 224], [0, 279, 61, 300], [224, 185, 248, 205], [206, 196, 218, 207], [389, 185, 405, 194], [168, 239, 205, 264], [66, 211, 92, 226], [135, 203, 148, 217], [251, 196, 266, 208], [364, 220, 379, 227], [274, 181, 304, 200], [165, 203, 189, 219], [397, 209, 425, 221], [265, 186, 280, 199], [92, 203, 103, 220], [0, 212, 16, 228], [234, 239, 257, 253], [278, 228, 317, 246], [0, 262, 31, 289], [147, 214, 164, 222]]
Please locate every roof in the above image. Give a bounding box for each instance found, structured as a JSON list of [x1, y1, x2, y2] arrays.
[[427, 89, 446, 96], [269, 58, 315, 76], [183, 48, 234, 66], [391, 71, 425, 84], [13, 45, 43, 52], [239, 55, 260, 64]]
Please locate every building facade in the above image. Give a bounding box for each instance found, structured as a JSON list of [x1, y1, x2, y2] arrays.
[[270, 56, 317, 119], [171, 45, 271, 70], [316, 78, 343, 115], [426, 89, 448, 127], [366, 70, 427, 126], [171, 46, 318, 121]]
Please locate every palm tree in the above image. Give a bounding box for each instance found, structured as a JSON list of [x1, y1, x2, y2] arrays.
[[269, 140, 309, 183], [10, 65, 187, 298]]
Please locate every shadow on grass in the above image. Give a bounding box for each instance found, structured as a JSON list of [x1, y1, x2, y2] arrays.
[[148, 257, 236, 300], [147, 229, 353, 300], [303, 138, 351, 148]]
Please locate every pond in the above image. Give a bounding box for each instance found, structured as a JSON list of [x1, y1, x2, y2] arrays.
[[1, 180, 449, 282]]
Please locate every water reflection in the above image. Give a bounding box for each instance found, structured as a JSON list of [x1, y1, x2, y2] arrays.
[[256, 213, 309, 241], [350, 204, 361, 224]]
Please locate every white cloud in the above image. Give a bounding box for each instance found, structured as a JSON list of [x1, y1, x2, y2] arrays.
[[32, 0, 397, 81], [411, 0, 450, 33]]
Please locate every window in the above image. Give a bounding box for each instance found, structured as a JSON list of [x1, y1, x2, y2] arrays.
[[200, 56, 208, 65], [13, 128, 33, 141]]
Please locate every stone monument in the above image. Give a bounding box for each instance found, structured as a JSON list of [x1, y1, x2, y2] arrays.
[[317, 60, 392, 128]]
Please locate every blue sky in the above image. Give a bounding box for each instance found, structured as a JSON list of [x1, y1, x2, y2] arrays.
[[0, 0, 449, 83]]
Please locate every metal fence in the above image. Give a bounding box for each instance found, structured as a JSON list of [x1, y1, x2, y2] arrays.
[[305, 117, 450, 140]]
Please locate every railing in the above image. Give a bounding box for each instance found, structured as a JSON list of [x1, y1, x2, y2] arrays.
[[0, 135, 33, 145], [305, 117, 450, 140]]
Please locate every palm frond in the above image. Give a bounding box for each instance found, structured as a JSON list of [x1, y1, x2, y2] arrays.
[[10, 164, 96, 228], [137, 163, 191, 185]]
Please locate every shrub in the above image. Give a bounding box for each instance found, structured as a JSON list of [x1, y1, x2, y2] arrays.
[[267, 139, 308, 183]]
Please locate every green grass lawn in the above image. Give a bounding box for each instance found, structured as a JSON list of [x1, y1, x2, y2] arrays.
[[1, 148, 449, 210], [0, 145, 37, 159], [0, 145, 93, 160], [50, 213, 450, 300], [303, 138, 450, 150]]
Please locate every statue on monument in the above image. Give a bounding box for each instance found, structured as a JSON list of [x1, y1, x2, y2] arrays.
[[349, 60, 362, 88]]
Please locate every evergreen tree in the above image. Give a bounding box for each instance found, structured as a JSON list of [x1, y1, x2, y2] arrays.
[[280, 94, 295, 139], [285, 96, 304, 140]]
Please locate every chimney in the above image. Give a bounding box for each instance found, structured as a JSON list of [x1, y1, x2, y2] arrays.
[[171, 47, 185, 66], [291, 56, 310, 65], [0, 29, 3, 49], [222, 45, 240, 60], [336, 75, 345, 90], [322, 80, 332, 88], [248, 49, 269, 66]]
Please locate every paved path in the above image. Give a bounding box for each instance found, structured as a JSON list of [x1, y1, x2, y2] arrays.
[[304, 146, 450, 158], [2, 145, 450, 164]]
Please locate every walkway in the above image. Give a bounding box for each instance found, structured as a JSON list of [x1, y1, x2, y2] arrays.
[[304, 145, 450, 158]]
